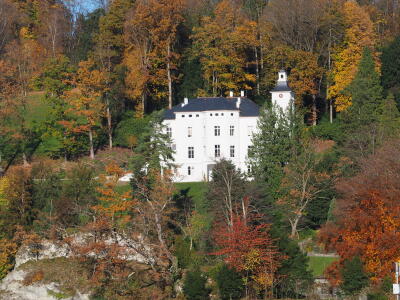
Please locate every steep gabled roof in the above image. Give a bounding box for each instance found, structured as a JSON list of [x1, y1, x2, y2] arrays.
[[163, 97, 259, 120]]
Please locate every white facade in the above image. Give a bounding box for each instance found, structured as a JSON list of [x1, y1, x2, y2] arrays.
[[164, 102, 257, 182], [271, 70, 295, 113], [163, 70, 292, 182]]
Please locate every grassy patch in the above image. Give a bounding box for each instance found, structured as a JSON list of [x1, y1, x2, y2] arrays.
[[308, 256, 338, 277], [25, 92, 50, 128], [115, 183, 131, 194], [19, 257, 91, 296], [175, 182, 207, 212]]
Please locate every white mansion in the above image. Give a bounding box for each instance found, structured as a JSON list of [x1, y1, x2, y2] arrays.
[[163, 70, 294, 182]]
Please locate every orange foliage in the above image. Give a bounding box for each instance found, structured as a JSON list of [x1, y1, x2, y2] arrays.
[[94, 164, 135, 227], [320, 141, 400, 284], [212, 210, 284, 292]]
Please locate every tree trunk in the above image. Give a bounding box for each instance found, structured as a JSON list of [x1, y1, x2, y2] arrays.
[[106, 98, 112, 150], [290, 217, 300, 239], [330, 99, 333, 124], [22, 152, 28, 166], [167, 43, 173, 109], [88, 128, 95, 159], [255, 46, 260, 96], [312, 94, 317, 126]]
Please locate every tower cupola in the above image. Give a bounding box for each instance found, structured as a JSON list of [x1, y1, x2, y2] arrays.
[[270, 69, 295, 113]]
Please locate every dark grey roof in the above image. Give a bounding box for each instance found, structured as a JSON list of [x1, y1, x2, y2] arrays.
[[163, 97, 259, 120], [271, 81, 292, 92]]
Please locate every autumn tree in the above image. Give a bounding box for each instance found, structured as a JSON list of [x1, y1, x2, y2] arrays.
[[93, 0, 134, 149], [62, 59, 107, 159], [129, 170, 178, 288], [212, 211, 283, 298], [277, 138, 337, 238], [328, 1, 377, 112], [124, 0, 185, 115], [265, 0, 330, 53], [320, 140, 400, 285], [0, 0, 19, 54], [191, 0, 257, 96]]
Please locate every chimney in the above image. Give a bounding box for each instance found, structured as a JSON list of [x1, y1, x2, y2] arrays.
[[240, 90, 245, 97], [236, 97, 241, 109], [229, 91, 234, 98], [184, 97, 188, 105]]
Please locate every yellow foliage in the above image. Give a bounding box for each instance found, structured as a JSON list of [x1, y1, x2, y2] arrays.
[[328, 1, 377, 112], [0, 176, 9, 208], [191, 0, 257, 96], [0, 238, 17, 280]]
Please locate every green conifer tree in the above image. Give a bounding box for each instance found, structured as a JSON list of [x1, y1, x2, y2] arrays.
[[341, 47, 384, 157], [340, 256, 369, 296], [346, 47, 383, 124], [381, 36, 400, 105], [249, 102, 303, 204]]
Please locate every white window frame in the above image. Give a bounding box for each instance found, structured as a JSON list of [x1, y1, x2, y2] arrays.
[[214, 126, 220, 136], [166, 127, 172, 137], [215, 145, 220, 158], [188, 127, 192, 137], [230, 125, 234, 136], [188, 147, 194, 159]]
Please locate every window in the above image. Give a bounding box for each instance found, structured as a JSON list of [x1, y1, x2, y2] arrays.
[[221, 113, 224, 116], [188, 147, 194, 158], [231, 113, 234, 116], [188, 166, 192, 175], [189, 114, 192, 118], [247, 165, 252, 174], [247, 126, 253, 136], [280, 74, 284, 79], [196, 114, 199, 117], [166, 127, 172, 137], [182, 114, 185, 118], [215, 145, 220, 158], [216, 113, 219, 116], [210, 113, 213, 116], [214, 126, 220, 136], [230, 125, 235, 136], [230, 145, 235, 158], [188, 127, 192, 137]]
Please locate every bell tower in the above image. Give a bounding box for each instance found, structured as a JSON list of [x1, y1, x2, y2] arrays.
[[270, 69, 294, 113]]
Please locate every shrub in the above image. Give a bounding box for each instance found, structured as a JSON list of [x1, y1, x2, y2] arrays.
[[183, 268, 210, 300], [214, 264, 243, 300], [312, 117, 344, 143], [114, 113, 151, 148]]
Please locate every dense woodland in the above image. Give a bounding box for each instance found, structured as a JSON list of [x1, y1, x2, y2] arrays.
[[1, 0, 400, 299]]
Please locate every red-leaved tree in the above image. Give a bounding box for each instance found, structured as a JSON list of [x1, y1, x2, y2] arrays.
[[212, 203, 284, 298]]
